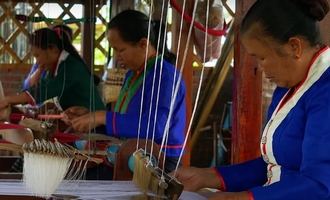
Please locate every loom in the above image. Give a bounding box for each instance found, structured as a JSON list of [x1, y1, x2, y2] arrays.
[[0, 139, 103, 199], [0, 0, 233, 199]]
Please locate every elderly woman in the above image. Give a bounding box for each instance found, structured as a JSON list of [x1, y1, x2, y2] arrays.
[[174, 0, 330, 199]]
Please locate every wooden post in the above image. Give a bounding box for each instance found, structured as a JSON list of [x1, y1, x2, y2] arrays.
[[320, 0, 330, 45], [82, 0, 96, 68], [232, 0, 262, 164]]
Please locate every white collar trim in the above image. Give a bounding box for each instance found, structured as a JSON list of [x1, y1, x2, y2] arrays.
[[54, 50, 69, 77]]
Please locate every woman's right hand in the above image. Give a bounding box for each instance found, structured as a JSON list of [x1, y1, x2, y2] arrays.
[[172, 167, 222, 192], [63, 106, 89, 122], [0, 98, 10, 110], [69, 111, 106, 133]]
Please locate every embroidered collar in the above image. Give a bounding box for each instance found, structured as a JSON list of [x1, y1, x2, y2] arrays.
[[260, 46, 330, 185], [262, 46, 330, 164]]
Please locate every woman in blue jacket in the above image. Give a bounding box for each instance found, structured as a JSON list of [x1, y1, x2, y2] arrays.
[[69, 10, 186, 173], [174, 0, 330, 199]]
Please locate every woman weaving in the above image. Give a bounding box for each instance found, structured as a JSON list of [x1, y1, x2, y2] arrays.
[[0, 28, 105, 111], [67, 10, 187, 173], [174, 0, 330, 199]]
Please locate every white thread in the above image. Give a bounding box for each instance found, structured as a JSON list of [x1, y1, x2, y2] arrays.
[[138, 0, 154, 151], [174, 0, 212, 174], [148, 0, 168, 165], [159, 0, 200, 170], [23, 152, 73, 198], [158, 0, 188, 162]]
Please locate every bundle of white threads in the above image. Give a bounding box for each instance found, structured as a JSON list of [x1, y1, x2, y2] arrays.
[[22, 139, 73, 198]]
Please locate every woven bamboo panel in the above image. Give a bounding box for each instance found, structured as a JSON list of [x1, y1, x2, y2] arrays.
[[0, 0, 109, 71]]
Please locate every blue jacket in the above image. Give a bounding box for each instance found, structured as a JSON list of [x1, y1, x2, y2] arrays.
[[105, 58, 186, 157], [216, 47, 330, 200], [22, 64, 46, 90]]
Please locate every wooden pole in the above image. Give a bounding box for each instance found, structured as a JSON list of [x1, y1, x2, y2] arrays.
[[320, 0, 330, 45], [232, 0, 262, 164], [82, 0, 96, 68]]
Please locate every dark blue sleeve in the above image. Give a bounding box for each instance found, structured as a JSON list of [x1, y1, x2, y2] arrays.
[[216, 157, 267, 192], [251, 84, 330, 200], [106, 106, 171, 141], [251, 168, 329, 200], [105, 63, 186, 146]]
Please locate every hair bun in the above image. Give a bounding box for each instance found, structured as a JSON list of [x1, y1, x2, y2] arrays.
[[291, 0, 329, 21]]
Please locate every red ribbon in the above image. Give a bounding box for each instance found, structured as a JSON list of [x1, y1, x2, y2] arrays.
[[170, 0, 228, 36], [53, 27, 62, 39]]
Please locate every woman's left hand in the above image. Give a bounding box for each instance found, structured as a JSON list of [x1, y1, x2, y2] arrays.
[[208, 191, 250, 200]]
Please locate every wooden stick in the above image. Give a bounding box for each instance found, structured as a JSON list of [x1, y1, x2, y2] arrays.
[[0, 142, 103, 164], [37, 114, 65, 120], [0, 143, 23, 153]]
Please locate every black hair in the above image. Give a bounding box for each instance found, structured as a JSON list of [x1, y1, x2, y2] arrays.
[[29, 28, 100, 85], [29, 28, 82, 63], [107, 10, 176, 64], [240, 0, 329, 46]]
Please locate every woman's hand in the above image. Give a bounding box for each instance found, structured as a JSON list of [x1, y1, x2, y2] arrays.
[[64, 106, 89, 120], [173, 167, 222, 192], [0, 98, 10, 110], [208, 191, 250, 200], [70, 111, 106, 133]]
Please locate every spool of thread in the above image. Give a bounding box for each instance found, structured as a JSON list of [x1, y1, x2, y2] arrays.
[[74, 140, 87, 150], [129, 152, 159, 173], [106, 144, 119, 164]]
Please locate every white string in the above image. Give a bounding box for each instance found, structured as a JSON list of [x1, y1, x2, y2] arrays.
[[157, 0, 188, 162], [174, 0, 212, 174], [137, 0, 153, 151], [144, 0, 162, 157], [148, 0, 168, 164], [158, 0, 200, 167]]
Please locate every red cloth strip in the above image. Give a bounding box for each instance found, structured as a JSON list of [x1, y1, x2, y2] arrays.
[[51, 132, 80, 143], [163, 144, 183, 149], [247, 190, 255, 200], [112, 112, 117, 137], [212, 167, 227, 191], [0, 139, 12, 144], [0, 123, 25, 130]]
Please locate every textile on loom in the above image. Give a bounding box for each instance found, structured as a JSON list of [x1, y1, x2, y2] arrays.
[[0, 180, 207, 200]]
